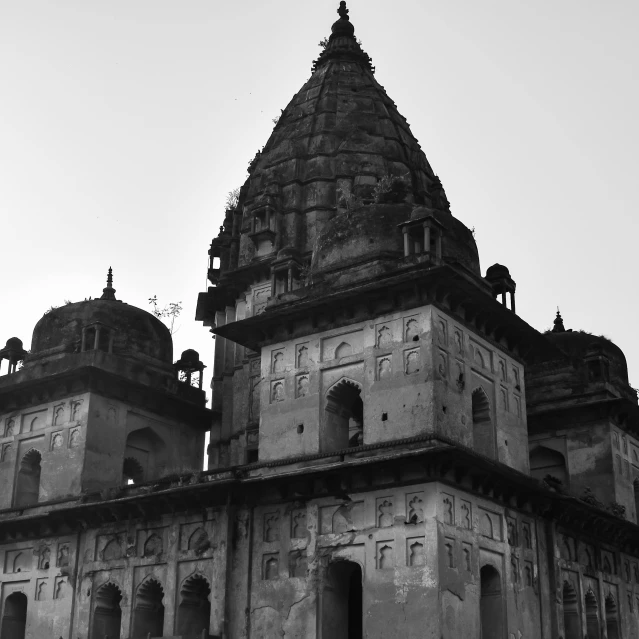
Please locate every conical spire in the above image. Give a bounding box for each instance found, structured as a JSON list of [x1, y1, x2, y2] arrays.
[[100, 267, 117, 301], [313, 2, 374, 72], [552, 308, 566, 333]]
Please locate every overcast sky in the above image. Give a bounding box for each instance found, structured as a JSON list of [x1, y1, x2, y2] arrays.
[[1, 0, 638, 392]]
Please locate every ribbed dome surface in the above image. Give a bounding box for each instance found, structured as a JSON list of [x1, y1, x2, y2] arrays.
[[235, 8, 445, 268]]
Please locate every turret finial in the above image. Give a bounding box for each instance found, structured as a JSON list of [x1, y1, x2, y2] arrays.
[[337, 1, 350, 21], [100, 266, 117, 301], [552, 308, 566, 333]]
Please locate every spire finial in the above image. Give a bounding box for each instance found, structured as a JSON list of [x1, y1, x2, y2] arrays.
[[337, 1, 349, 21], [552, 308, 566, 333], [100, 266, 117, 301]]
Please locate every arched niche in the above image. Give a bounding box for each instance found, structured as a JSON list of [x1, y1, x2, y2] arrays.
[[605, 594, 620, 639], [319, 561, 363, 639], [124, 427, 167, 483], [480, 564, 504, 639], [131, 578, 164, 638], [472, 388, 494, 459], [529, 445, 568, 486], [176, 574, 211, 639], [322, 379, 363, 453], [584, 590, 600, 639], [1, 592, 28, 639], [91, 582, 122, 639], [14, 449, 42, 507], [562, 581, 581, 639]]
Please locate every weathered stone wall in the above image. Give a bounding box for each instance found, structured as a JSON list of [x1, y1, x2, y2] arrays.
[[255, 305, 527, 470], [0, 534, 77, 638], [0, 393, 90, 508], [530, 422, 639, 522]]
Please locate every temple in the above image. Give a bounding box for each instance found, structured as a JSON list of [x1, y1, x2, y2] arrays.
[[1, 4, 638, 638]]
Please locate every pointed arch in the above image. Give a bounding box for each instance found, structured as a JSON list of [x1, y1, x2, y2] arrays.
[[14, 448, 42, 507], [132, 577, 164, 638], [472, 388, 494, 458], [323, 378, 364, 452], [480, 564, 504, 639], [320, 561, 363, 639], [1, 592, 28, 639], [176, 573, 211, 639], [584, 589, 600, 639], [188, 527, 209, 552], [530, 445, 568, 486], [605, 593, 620, 639], [334, 342, 353, 359], [91, 582, 123, 639], [562, 580, 581, 639], [143, 533, 163, 557]]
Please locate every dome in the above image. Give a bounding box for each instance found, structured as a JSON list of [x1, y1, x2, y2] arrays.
[[486, 264, 511, 280], [546, 330, 630, 387], [311, 204, 480, 276], [31, 299, 173, 364], [233, 4, 455, 269], [4, 337, 24, 351]]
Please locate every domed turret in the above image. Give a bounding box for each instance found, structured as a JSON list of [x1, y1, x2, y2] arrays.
[[30, 269, 172, 364]]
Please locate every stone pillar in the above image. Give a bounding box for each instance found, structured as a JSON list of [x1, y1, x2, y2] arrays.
[[81, 328, 87, 352], [93, 327, 100, 351], [403, 228, 410, 256], [423, 225, 431, 255], [510, 291, 516, 313], [435, 232, 442, 260], [287, 266, 293, 293], [501, 292, 507, 306]]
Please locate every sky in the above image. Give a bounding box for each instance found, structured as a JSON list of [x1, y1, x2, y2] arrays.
[[1, 0, 638, 392]]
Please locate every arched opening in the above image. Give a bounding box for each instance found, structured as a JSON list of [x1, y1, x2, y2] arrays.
[[124, 427, 167, 483], [14, 449, 41, 507], [562, 581, 581, 639], [122, 457, 144, 485], [585, 590, 600, 639], [320, 561, 363, 639], [530, 446, 568, 486], [176, 574, 211, 639], [1, 592, 27, 639], [132, 578, 164, 638], [91, 583, 122, 639], [480, 565, 504, 639], [323, 379, 363, 453], [472, 388, 494, 458], [605, 594, 620, 639]]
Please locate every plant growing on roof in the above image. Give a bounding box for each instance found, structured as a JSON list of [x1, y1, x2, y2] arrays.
[[148, 297, 183, 335]]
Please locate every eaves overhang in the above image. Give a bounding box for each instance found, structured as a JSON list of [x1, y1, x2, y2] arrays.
[[0, 365, 216, 426], [213, 262, 561, 364], [0, 435, 636, 553]]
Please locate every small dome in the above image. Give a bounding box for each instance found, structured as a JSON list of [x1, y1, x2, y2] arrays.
[[546, 330, 630, 387], [179, 349, 200, 364], [5, 337, 24, 351], [31, 300, 173, 364], [486, 264, 510, 279]]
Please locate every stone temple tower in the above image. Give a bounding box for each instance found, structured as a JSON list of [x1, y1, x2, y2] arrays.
[[196, 1, 546, 475], [2, 4, 639, 639], [0, 270, 210, 507]]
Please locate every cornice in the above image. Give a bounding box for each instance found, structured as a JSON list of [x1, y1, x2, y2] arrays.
[[0, 365, 215, 426]]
